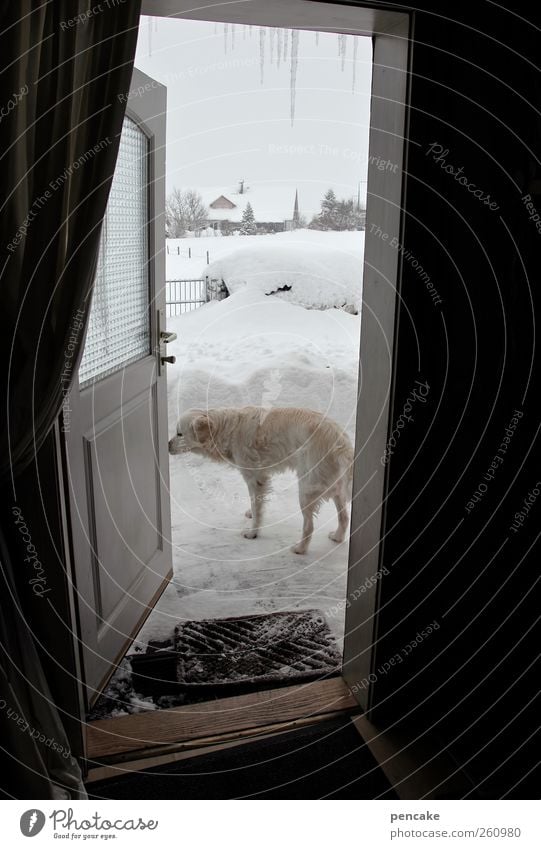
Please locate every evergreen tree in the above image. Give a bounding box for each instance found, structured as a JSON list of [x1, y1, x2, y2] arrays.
[[321, 188, 337, 219], [309, 188, 364, 231], [308, 188, 338, 230], [239, 202, 257, 235]]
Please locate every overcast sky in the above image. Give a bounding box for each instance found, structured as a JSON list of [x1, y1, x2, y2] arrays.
[[134, 17, 372, 218]]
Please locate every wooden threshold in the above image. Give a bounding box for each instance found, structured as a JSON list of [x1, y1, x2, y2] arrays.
[[86, 708, 358, 783], [86, 676, 357, 762]]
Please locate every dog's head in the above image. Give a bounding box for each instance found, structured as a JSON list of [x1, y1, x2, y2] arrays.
[[168, 409, 214, 455]]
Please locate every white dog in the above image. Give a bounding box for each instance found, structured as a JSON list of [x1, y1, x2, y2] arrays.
[[169, 406, 354, 555]]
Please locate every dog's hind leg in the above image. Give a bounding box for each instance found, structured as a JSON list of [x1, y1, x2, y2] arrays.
[[292, 489, 322, 555], [329, 493, 349, 543], [243, 477, 269, 539]]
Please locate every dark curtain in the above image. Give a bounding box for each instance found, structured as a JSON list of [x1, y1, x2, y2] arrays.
[[0, 0, 141, 797]]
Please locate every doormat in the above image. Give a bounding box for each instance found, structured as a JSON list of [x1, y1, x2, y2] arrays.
[[87, 609, 340, 721]]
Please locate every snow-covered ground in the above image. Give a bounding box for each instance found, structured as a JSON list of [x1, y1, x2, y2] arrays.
[[135, 230, 364, 652], [165, 228, 363, 281]]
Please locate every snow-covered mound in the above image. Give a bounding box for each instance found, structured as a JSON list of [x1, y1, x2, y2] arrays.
[[205, 244, 362, 313], [166, 287, 361, 439]]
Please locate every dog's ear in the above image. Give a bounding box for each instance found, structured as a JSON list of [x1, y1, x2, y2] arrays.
[[192, 414, 211, 444]]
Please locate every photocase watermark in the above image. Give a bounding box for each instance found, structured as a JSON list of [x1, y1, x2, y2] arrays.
[[425, 142, 500, 211], [465, 408, 523, 514], [381, 379, 430, 465], [0, 699, 73, 761], [60, 307, 86, 433], [0, 84, 28, 125], [521, 193, 541, 236], [118, 77, 161, 103], [349, 620, 440, 695], [20, 810, 46, 837], [368, 153, 399, 173], [11, 506, 51, 598], [163, 56, 259, 84], [6, 137, 112, 253], [118, 58, 259, 102], [509, 480, 541, 534], [325, 565, 390, 620], [267, 143, 397, 171], [369, 223, 442, 307], [60, 0, 126, 30], [21, 808, 160, 837]]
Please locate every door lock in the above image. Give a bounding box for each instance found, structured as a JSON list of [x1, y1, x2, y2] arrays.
[[157, 310, 177, 375]]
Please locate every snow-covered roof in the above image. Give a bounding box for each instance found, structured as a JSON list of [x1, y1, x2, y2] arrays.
[[186, 184, 298, 223]]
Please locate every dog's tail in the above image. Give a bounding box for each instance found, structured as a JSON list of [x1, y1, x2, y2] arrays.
[[336, 434, 354, 502]]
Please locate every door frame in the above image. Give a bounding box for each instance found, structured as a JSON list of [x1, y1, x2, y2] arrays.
[[141, 0, 412, 714], [52, 0, 410, 767]]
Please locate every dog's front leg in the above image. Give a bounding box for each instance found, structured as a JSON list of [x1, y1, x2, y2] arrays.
[[243, 477, 267, 539]]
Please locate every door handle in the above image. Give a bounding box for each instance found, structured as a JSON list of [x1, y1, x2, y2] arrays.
[[160, 330, 177, 344], [161, 355, 176, 365]]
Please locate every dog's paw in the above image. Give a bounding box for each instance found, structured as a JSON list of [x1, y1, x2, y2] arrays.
[[291, 543, 307, 555], [328, 531, 345, 543], [245, 509, 253, 519], [243, 529, 258, 539]]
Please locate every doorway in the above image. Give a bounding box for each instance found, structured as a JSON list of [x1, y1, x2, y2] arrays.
[[132, 16, 372, 666]]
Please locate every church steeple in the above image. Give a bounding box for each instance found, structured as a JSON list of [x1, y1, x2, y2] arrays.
[[292, 189, 300, 228]]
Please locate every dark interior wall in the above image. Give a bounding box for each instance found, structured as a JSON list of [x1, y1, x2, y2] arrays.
[[370, 2, 540, 797]]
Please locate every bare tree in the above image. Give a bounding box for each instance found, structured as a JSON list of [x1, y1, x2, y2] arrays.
[[165, 188, 208, 237], [165, 188, 186, 237], [183, 190, 209, 233]]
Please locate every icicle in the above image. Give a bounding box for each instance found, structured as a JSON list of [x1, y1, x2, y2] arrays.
[[224, 23, 228, 54], [259, 27, 265, 84], [243, 24, 247, 40], [290, 29, 299, 126], [339, 33, 347, 72], [277, 28, 283, 67], [214, 23, 218, 35], [352, 37, 358, 92], [270, 27, 275, 65], [283, 28, 289, 59], [315, 31, 319, 46], [231, 23, 235, 51], [154, 17, 158, 32], [249, 25, 253, 37]]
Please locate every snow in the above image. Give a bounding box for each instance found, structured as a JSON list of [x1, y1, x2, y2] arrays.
[[205, 242, 363, 312], [166, 227, 364, 279], [134, 230, 364, 656]]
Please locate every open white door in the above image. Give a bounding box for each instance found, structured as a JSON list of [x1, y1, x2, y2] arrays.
[[64, 68, 172, 706]]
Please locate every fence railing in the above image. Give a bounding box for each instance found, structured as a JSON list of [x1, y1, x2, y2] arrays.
[[165, 277, 228, 316], [166, 278, 207, 316]]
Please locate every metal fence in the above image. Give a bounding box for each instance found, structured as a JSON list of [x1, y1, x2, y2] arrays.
[[166, 278, 207, 316]]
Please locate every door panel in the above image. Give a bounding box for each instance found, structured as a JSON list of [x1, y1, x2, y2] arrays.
[[64, 68, 172, 706]]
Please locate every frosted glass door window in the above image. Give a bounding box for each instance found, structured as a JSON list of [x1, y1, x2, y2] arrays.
[[79, 117, 150, 387]]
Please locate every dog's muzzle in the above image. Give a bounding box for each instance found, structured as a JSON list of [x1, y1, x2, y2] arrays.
[[168, 435, 190, 454]]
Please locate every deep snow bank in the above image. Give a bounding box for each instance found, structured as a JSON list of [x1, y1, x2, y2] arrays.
[[205, 244, 363, 313], [166, 287, 361, 440]]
